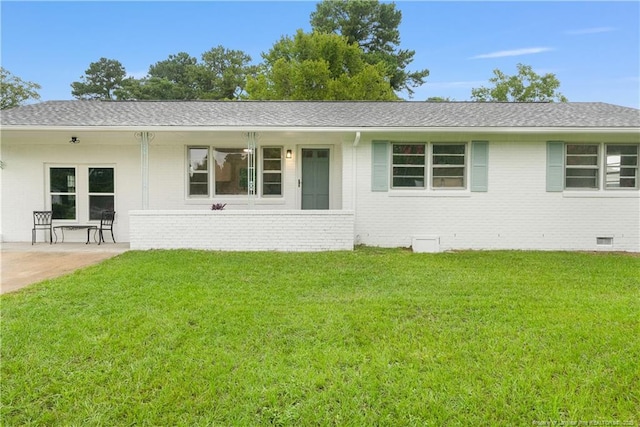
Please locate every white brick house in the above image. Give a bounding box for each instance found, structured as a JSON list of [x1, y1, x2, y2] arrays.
[[1, 101, 638, 252]]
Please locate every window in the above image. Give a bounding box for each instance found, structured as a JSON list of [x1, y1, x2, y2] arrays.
[[188, 147, 209, 197], [188, 146, 283, 198], [47, 166, 115, 221], [214, 148, 249, 195], [432, 144, 466, 188], [392, 144, 426, 188], [605, 144, 638, 189], [262, 147, 282, 196], [50, 167, 76, 220], [565, 144, 599, 189], [88, 168, 115, 220]]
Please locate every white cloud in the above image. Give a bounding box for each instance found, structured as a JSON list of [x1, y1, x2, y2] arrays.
[[471, 47, 554, 59], [565, 27, 615, 35]]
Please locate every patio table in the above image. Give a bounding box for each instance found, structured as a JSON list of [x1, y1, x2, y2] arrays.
[[53, 225, 98, 244]]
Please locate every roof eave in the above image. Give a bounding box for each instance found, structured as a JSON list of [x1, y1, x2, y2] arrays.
[[2, 125, 640, 134]]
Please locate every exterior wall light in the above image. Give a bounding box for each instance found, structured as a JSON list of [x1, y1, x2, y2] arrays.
[[286, 149, 292, 159], [69, 136, 80, 144]]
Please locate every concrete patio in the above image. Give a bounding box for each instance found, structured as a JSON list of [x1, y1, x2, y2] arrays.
[[1, 242, 130, 294]]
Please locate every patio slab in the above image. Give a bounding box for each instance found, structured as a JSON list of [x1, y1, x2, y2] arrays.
[[1, 242, 130, 294]]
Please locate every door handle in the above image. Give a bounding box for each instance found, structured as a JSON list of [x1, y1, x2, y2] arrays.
[[298, 179, 301, 188]]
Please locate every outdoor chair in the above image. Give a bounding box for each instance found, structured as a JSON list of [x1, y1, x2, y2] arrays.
[[32, 210, 53, 244], [98, 210, 116, 245]]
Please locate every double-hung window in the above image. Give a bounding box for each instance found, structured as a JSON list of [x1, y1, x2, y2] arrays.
[[262, 147, 283, 196], [432, 144, 466, 188], [392, 143, 426, 188], [565, 144, 599, 189], [188, 147, 209, 196], [605, 144, 638, 189], [50, 167, 77, 220], [88, 168, 115, 220]]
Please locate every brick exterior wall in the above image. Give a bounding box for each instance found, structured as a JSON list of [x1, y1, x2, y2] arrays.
[[129, 210, 354, 251], [350, 139, 640, 252]]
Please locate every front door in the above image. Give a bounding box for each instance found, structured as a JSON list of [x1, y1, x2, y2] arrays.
[[301, 149, 330, 210]]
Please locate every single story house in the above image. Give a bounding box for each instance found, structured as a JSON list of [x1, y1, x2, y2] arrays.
[[1, 100, 638, 252]]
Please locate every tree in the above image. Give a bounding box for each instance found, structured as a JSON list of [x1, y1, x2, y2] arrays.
[[426, 96, 453, 102], [71, 58, 127, 100], [471, 63, 567, 102], [113, 48, 257, 101], [146, 52, 200, 99], [310, 0, 428, 97], [198, 46, 258, 100], [246, 30, 396, 101], [0, 68, 41, 109]]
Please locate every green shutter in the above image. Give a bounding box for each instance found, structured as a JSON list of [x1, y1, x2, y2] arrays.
[[371, 141, 389, 192], [470, 141, 489, 192], [547, 141, 564, 192]]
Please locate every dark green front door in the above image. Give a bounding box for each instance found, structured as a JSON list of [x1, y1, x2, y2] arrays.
[[301, 149, 330, 210]]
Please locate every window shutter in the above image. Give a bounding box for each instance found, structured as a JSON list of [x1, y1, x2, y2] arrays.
[[470, 141, 489, 192], [547, 141, 564, 192], [371, 141, 389, 192]]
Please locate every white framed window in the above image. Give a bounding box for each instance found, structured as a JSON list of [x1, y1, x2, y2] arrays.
[[262, 147, 283, 196], [49, 167, 77, 220], [565, 144, 599, 189], [47, 165, 115, 222], [88, 167, 115, 220], [432, 143, 466, 188], [213, 148, 249, 195], [391, 143, 426, 188], [188, 147, 209, 197], [605, 144, 638, 189], [187, 146, 283, 198]]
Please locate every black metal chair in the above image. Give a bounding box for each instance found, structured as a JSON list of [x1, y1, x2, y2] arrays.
[[32, 211, 53, 244], [98, 210, 116, 245]]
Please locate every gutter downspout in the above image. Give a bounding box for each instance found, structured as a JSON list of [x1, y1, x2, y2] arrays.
[[352, 131, 361, 245]]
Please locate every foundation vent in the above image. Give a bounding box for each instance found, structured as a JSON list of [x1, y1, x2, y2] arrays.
[[596, 237, 613, 246]]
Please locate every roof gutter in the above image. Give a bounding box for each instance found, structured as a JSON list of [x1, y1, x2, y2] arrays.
[[1, 125, 639, 134]]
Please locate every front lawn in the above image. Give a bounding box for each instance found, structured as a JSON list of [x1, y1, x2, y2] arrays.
[[1, 249, 638, 425]]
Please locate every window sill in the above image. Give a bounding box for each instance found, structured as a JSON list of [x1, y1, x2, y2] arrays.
[[185, 198, 286, 205], [388, 190, 471, 198], [562, 191, 639, 198]]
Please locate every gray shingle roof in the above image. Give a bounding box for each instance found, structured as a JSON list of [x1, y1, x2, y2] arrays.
[[1, 100, 639, 128]]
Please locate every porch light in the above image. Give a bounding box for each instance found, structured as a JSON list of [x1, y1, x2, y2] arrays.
[[69, 136, 79, 144], [286, 150, 292, 159]]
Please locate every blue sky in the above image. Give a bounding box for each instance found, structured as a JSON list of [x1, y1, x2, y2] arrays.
[[2, 1, 639, 108]]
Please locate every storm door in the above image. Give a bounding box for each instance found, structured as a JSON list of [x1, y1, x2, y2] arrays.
[[301, 149, 330, 209]]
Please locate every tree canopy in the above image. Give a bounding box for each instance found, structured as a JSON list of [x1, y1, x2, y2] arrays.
[[71, 58, 127, 100], [471, 63, 567, 102], [310, 0, 428, 96], [245, 30, 396, 101], [0, 68, 41, 109], [108, 47, 256, 101]]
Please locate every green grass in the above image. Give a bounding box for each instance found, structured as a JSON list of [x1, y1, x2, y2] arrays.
[[2, 248, 639, 426]]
